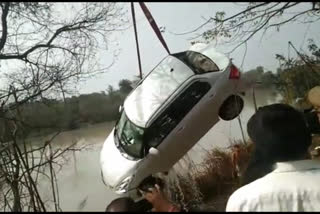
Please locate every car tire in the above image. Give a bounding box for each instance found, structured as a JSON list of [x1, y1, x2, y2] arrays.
[[219, 95, 244, 121]]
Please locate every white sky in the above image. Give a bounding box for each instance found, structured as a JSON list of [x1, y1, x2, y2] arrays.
[[79, 2, 320, 94], [2, 3, 319, 95]]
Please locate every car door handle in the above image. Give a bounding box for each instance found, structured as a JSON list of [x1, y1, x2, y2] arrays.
[[177, 126, 185, 132], [209, 92, 216, 99]]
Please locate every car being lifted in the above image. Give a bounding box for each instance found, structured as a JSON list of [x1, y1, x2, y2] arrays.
[[100, 43, 253, 198]]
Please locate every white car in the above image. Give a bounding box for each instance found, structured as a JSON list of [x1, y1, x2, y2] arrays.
[[100, 43, 253, 199]]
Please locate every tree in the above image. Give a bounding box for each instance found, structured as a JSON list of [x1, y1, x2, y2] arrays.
[[170, 3, 320, 53], [169, 2, 320, 103], [0, 3, 127, 108], [118, 79, 133, 94], [0, 2, 126, 211], [275, 39, 320, 104], [107, 85, 116, 98]]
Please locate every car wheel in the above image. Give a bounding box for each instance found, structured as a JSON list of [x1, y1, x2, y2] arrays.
[[219, 95, 244, 121]]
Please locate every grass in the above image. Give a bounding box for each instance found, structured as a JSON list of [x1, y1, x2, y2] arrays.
[[192, 140, 253, 211], [168, 136, 320, 211], [166, 173, 204, 212], [165, 140, 253, 211]]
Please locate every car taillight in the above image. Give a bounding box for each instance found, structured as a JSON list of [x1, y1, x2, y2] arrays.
[[229, 64, 240, 79]]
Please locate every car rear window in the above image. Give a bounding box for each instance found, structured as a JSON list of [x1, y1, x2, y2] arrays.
[[173, 51, 219, 74]]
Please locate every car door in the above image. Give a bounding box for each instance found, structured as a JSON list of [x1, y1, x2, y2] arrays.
[[139, 79, 212, 173]]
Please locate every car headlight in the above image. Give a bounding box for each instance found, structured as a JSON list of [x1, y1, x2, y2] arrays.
[[115, 175, 134, 194]]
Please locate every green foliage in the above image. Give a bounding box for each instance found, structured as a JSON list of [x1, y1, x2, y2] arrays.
[[245, 39, 320, 105], [276, 65, 320, 104], [275, 39, 320, 104], [0, 79, 134, 141], [192, 3, 320, 51], [118, 79, 133, 94]]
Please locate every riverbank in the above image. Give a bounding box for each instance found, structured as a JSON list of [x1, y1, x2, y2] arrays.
[[167, 140, 252, 211], [170, 136, 320, 211]]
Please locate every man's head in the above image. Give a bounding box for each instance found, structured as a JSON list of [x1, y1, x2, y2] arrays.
[[242, 103, 312, 185], [247, 103, 312, 162], [106, 197, 139, 212]]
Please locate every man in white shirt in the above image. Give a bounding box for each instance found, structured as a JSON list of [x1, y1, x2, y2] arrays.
[[226, 104, 320, 212]]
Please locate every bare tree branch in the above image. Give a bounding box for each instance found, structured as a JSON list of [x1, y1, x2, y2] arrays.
[[0, 2, 10, 51], [0, 2, 127, 211], [172, 2, 320, 54]]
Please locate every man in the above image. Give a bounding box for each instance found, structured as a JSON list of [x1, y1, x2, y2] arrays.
[[106, 197, 140, 212], [308, 86, 320, 123], [226, 104, 320, 211], [106, 197, 153, 212]]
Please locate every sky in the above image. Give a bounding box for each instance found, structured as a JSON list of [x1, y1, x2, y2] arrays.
[[57, 3, 320, 94]]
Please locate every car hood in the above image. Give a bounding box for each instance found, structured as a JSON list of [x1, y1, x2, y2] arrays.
[[100, 128, 139, 188]]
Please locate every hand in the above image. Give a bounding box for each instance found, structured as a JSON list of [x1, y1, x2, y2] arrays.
[[139, 184, 165, 204]]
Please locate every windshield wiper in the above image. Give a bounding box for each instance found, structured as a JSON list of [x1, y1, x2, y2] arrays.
[[114, 128, 121, 148]]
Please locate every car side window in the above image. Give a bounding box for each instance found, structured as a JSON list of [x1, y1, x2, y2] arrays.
[[144, 81, 211, 151]]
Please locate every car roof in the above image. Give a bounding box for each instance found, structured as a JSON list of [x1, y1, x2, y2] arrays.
[[123, 44, 230, 128]]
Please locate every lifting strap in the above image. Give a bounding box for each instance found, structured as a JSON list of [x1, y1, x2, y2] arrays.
[[131, 2, 171, 79], [138, 2, 171, 55]]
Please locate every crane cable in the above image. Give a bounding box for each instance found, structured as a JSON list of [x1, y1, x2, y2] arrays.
[[139, 2, 171, 55], [131, 2, 143, 80], [131, 2, 171, 80]]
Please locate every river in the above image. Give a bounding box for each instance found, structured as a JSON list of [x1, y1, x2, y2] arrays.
[[31, 87, 280, 211]]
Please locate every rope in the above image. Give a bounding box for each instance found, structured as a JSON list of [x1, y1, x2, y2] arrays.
[[234, 93, 246, 144], [236, 42, 248, 143], [239, 41, 258, 113], [252, 87, 258, 113], [237, 115, 246, 144], [138, 2, 171, 55], [131, 2, 143, 80]]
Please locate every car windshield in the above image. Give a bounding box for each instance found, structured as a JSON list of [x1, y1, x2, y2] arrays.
[[116, 111, 145, 159], [123, 55, 195, 128], [173, 51, 219, 74]]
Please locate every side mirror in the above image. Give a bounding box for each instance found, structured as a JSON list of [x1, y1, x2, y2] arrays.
[[149, 147, 160, 156], [119, 105, 123, 113]]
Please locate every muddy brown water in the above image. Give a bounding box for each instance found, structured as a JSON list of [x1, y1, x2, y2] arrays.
[[28, 88, 280, 211]]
